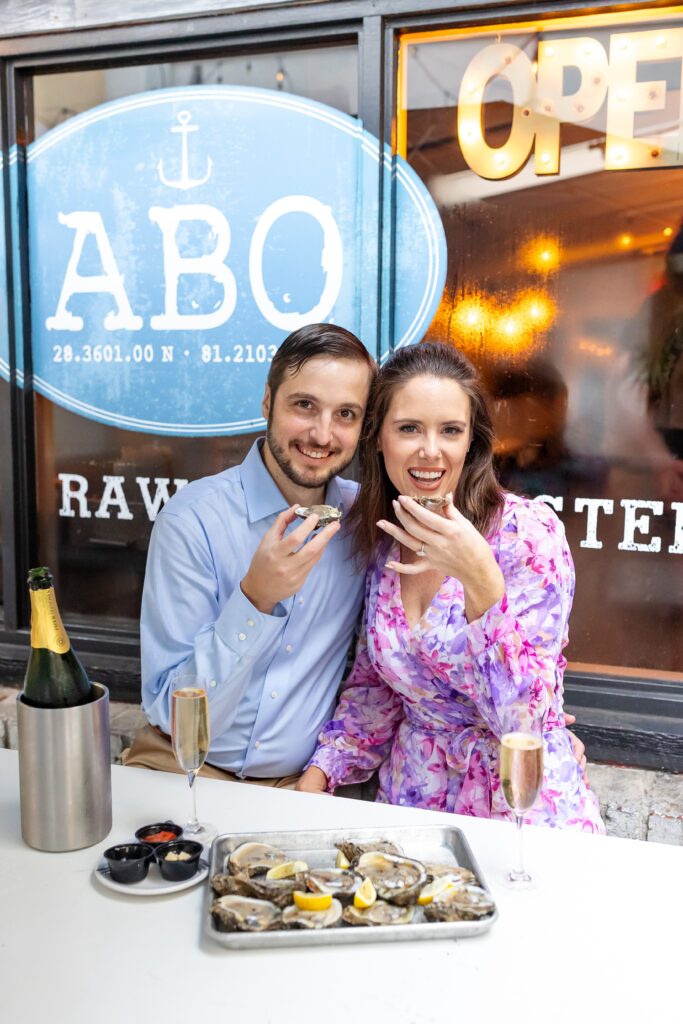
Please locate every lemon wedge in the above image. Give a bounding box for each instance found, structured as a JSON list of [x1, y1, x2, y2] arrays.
[[265, 859, 308, 880], [353, 877, 377, 909], [335, 850, 351, 869], [417, 876, 458, 906], [292, 890, 333, 912]]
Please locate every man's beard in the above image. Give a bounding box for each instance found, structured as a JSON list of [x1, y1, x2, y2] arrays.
[[266, 422, 353, 490]]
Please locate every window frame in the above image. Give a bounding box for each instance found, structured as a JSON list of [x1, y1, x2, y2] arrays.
[[0, 1, 680, 771]]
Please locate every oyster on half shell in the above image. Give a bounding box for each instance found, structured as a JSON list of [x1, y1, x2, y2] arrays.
[[423, 884, 495, 923], [335, 839, 403, 866], [411, 495, 449, 510], [343, 900, 417, 927], [423, 863, 476, 886], [305, 868, 360, 905], [282, 898, 343, 930], [294, 504, 342, 528], [211, 895, 282, 932], [212, 870, 306, 908], [355, 851, 428, 906], [227, 841, 288, 878]]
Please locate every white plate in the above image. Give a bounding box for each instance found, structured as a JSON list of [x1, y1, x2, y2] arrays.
[[94, 856, 209, 897]]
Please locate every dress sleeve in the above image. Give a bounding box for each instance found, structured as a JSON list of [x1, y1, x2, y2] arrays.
[[437, 499, 574, 738], [306, 576, 404, 792]]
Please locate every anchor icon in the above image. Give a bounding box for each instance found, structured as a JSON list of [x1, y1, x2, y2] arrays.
[[157, 110, 213, 190]]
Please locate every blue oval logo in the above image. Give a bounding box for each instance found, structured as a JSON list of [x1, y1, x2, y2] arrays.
[[11, 87, 446, 435]]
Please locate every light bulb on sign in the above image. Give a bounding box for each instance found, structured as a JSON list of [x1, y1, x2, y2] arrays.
[[619, 233, 633, 247], [663, 227, 673, 237]]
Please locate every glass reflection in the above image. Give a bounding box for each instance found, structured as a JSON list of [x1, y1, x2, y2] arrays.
[[399, 12, 683, 674], [28, 45, 357, 622]]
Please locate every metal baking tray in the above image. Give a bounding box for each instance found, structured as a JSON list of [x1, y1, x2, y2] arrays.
[[205, 824, 498, 949]]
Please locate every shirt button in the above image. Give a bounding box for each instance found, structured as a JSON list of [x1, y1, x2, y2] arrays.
[[285, 644, 293, 653], [298, 597, 304, 606], [247, 619, 255, 627], [209, 679, 217, 688], [238, 632, 247, 641], [254, 740, 261, 749], [271, 691, 277, 699]]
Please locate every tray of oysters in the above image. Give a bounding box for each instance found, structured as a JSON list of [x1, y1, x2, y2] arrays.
[[205, 825, 497, 948]]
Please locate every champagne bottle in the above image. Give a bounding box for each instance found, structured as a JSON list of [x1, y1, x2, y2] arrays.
[[22, 567, 92, 709]]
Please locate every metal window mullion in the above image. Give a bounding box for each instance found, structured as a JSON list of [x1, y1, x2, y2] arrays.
[[1, 64, 37, 632]]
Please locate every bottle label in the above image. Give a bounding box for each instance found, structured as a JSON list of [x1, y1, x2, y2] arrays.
[[30, 589, 71, 654]]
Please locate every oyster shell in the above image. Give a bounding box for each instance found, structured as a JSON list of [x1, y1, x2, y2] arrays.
[[355, 851, 428, 906], [423, 884, 496, 923], [423, 863, 477, 886], [335, 839, 403, 866], [212, 870, 306, 908], [227, 841, 288, 877], [411, 495, 449, 510], [305, 868, 360, 905], [210, 894, 282, 932], [211, 872, 242, 896], [294, 504, 342, 528], [343, 900, 417, 927], [282, 898, 343, 930]]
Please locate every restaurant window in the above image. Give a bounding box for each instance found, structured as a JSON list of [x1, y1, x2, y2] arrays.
[[23, 43, 358, 625], [397, 9, 683, 677]]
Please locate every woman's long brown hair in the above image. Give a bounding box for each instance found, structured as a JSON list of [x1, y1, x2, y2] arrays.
[[347, 342, 504, 561]]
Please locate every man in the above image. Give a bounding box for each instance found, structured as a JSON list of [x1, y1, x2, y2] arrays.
[[124, 323, 376, 787]]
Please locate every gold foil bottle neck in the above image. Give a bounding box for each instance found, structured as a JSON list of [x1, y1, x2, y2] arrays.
[[29, 588, 71, 655]]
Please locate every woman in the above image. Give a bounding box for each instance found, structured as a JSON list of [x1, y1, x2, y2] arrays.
[[297, 342, 604, 832]]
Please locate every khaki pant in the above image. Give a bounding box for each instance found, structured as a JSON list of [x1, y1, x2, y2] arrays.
[[121, 725, 301, 790]]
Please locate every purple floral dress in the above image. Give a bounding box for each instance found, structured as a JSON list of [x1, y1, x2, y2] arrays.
[[309, 493, 605, 833]]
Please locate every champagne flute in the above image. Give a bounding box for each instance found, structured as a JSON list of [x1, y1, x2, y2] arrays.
[[499, 713, 543, 886], [170, 675, 217, 846]]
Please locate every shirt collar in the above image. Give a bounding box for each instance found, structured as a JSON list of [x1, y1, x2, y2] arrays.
[[240, 438, 348, 524]]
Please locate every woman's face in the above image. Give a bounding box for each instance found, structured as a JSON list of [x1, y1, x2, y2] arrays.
[[378, 375, 472, 499]]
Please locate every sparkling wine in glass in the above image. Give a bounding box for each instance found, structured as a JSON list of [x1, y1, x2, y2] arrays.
[[500, 728, 543, 885], [171, 678, 217, 845]]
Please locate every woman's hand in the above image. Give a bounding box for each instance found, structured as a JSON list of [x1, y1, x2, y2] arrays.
[[295, 766, 330, 794], [378, 495, 504, 622]]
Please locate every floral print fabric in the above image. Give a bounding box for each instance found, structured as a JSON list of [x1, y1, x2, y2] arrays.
[[309, 493, 605, 832]]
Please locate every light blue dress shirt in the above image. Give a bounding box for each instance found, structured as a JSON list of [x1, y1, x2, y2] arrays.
[[140, 439, 364, 777]]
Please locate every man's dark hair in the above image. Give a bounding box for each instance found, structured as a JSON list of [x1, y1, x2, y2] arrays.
[[266, 323, 376, 400]]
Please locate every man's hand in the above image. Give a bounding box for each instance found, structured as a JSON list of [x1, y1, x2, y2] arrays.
[[295, 766, 330, 794], [241, 506, 340, 614], [564, 712, 587, 773]]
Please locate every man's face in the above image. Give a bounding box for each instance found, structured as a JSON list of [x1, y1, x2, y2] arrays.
[[263, 356, 372, 490]]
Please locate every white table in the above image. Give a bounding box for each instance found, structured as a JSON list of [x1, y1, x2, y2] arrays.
[[0, 748, 679, 1024]]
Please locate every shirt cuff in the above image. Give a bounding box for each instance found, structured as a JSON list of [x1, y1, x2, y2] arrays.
[[466, 591, 518, 659], [215, 584, 287, 656]]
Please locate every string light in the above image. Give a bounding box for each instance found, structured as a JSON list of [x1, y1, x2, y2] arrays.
[[521, 236, 561, 274]]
